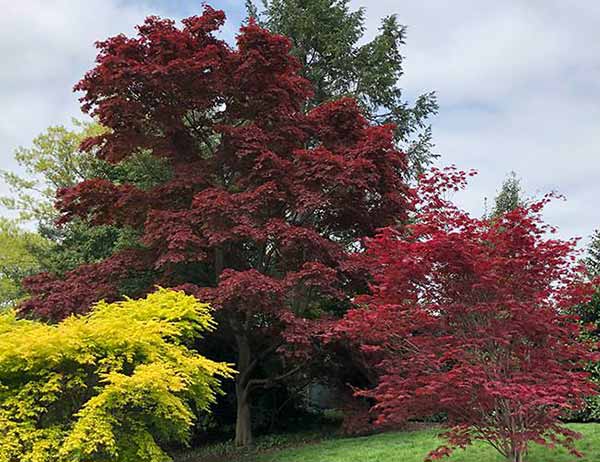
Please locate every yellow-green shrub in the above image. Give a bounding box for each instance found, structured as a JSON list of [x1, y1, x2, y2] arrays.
[[0, 288, 234, 462]]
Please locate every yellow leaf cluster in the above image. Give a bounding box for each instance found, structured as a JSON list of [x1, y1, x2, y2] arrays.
[[0, 288, 234, 462]]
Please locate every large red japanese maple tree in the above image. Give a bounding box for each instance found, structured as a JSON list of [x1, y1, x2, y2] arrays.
[[341, 167, 598, 461], [20, 6, 411, 446]]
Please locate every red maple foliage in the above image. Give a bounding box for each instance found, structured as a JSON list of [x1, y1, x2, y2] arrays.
[[20, 6, 411, 446], [339, 167, 599, 461]]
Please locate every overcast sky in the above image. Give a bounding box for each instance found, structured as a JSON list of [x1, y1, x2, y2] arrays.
[[1, 0, 598, 244]]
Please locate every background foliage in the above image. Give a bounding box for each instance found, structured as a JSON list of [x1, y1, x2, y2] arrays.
[[0, 219, 50, 307], [247, 0, 438, 177]]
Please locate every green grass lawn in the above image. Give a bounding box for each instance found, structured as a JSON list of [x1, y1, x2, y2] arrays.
[[250, 424, 600, 462]]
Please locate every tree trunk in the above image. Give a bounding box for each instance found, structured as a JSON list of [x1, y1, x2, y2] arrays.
[[510, 448, 524, 462], [235, 387, 252, 446], [215, 247, 224, 282], [234, 333, 254, 446]]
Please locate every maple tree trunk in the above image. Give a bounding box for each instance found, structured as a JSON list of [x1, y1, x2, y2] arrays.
[[235, 386, 252, 446], [235, 334, 254, 446], [215, 247, 224, 282], [510, 447, 524, 462]]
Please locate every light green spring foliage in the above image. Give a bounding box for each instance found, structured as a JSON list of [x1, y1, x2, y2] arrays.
[[0, 288, 234, 462], [1, 120, 170, 279], [0, 219, 50, 308], [1, 119, 171, 227], [0, 120, 107, 225]]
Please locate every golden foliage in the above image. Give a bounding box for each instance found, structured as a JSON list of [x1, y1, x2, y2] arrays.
[[0, 288, 234, 462]]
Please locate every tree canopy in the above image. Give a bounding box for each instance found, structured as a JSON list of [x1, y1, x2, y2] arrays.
[[20, 6, 412, 446], [247, 0, 438, 177]]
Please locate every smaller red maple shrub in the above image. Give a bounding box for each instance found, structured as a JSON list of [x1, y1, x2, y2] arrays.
[[340, 167, 599, 462]]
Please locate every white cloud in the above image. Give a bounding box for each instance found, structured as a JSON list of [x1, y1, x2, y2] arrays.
[[0, 0, 153, 196], [0, 0, 237, 199], [352, 0, 600, 244]]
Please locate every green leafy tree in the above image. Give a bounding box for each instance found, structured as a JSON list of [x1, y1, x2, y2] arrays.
[[246, 0, 438, 177], [0, 120, 107, 225], [587, 230, 600, 279], [0, 219, 50, 307], [492, 171, 524, 217], [571, 230, 600, 421], [0, 288, 233, 462], [1, 121, 170, 276]]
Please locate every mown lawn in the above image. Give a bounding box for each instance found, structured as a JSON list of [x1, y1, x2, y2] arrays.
[[249, 423, 600, 462]]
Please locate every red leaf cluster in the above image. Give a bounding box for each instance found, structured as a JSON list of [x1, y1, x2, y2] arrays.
[[24, 6, 410, 324], [20, 249, 153, 321], [56, 179, 148, 227]]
